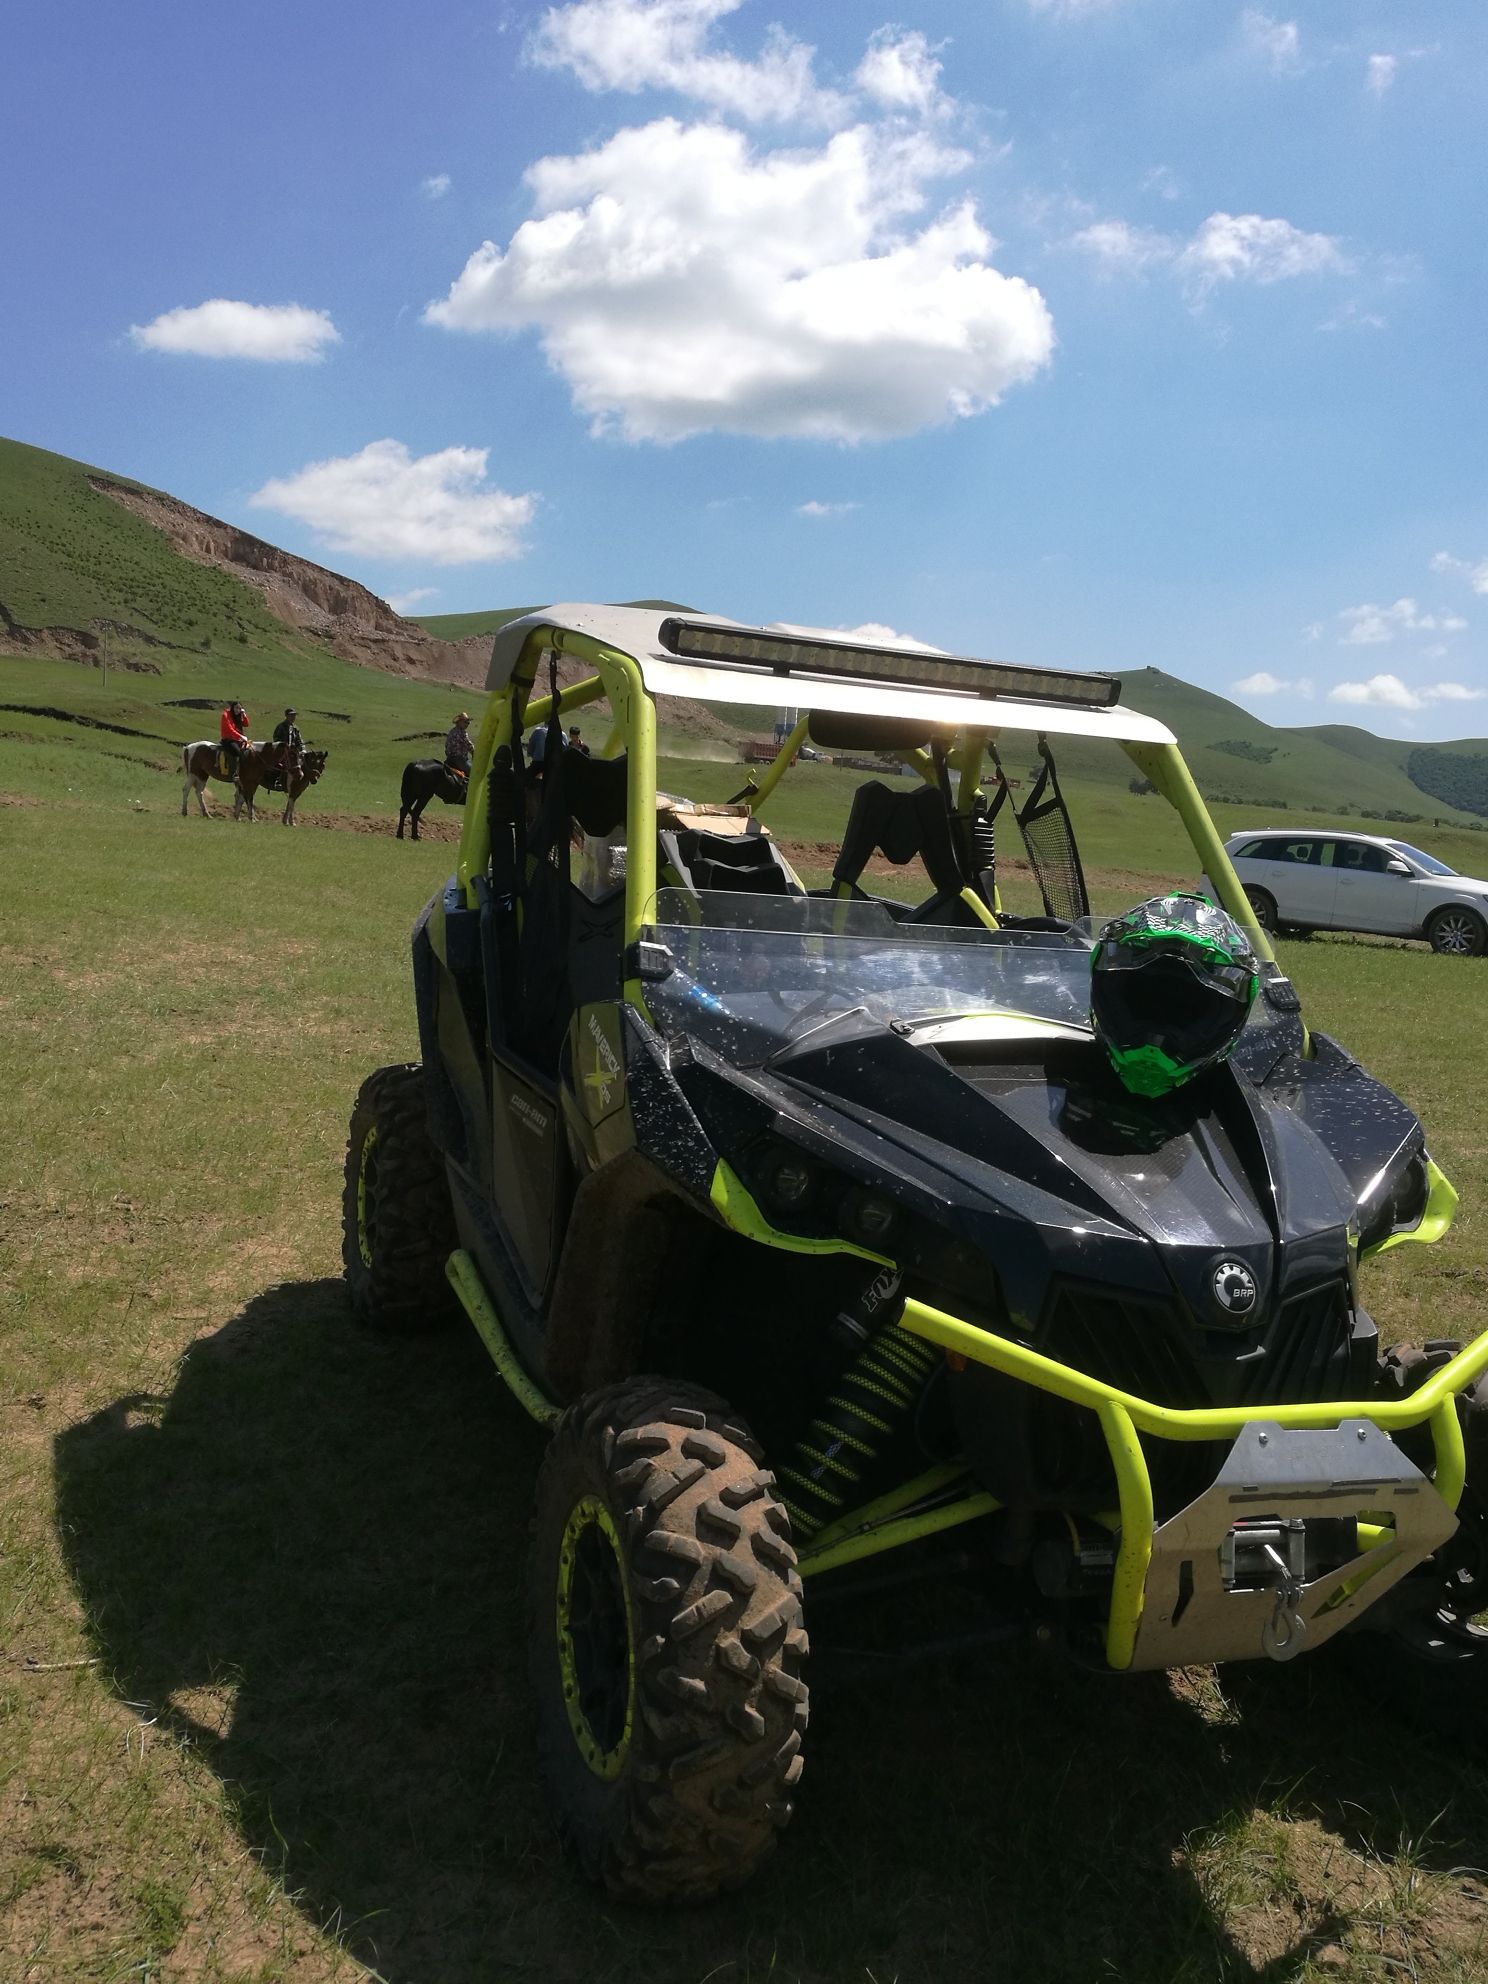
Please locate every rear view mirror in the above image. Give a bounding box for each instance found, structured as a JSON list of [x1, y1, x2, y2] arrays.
[[1386, 858, 1412, 876]]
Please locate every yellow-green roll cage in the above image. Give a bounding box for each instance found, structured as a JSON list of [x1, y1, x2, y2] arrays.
[[445, 621, 1474, 1671]]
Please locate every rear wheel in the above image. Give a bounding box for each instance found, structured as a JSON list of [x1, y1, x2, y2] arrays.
[[1427, 907, 1486, 958], [341, 1063, 457, 1331], [1243, 886, 1277, 934], [529, 1378, 808, 1901]]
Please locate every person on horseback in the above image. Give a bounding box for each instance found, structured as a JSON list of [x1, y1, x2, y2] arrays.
[[268, 707, 303, 793], [219, 700, 250, 778], [444, 711, 473, 788]]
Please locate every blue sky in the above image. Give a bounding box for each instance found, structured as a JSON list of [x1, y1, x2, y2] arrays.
[[3, 0, 1485, 738]]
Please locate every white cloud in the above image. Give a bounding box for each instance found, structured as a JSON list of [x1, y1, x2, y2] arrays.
[[1366, 54, 1397, 97], [1338, 597, 1464, 646], [854, 29, 946, 116], [1432, 550, 1488, 596], [1233, 671, 1314, 700], [249, 440, 535, 565], [1328, 675, 1484, 712], [426, 118, 1054, 442], [386, 587, 440, 613], [1178, 212, 1349, 293], [1025, 0, 1118, 16], [422, 173, 452, 199], [768, 618, 942, 650], [1069, 210, 1348, 299], [129, 299, 340, 362], [1241, 10, 1301, 74], [1317, 300, 1387, 333], [797, 499, 861, 517], [836, 621, 942, 650], [1069, 219, 1175, 274], [528, 0, 851, 126]]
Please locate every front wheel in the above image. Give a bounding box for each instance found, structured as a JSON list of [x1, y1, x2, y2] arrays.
[[528, 1379, 808, 1901], [1427, 907, 1486, 958], [341, 1064, 457, 1331]]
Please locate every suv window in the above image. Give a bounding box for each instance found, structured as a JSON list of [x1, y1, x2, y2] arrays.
[[1328, 840, 1389, 874], [1232, 838, 1270, 859], [1264, 838, 1322, 866]]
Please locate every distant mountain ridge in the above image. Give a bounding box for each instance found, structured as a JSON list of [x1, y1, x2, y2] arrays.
[[2, 434, 1484, 822]]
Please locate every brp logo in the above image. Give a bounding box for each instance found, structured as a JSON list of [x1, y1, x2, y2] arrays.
[[1212, 1260, 1259, 1318]]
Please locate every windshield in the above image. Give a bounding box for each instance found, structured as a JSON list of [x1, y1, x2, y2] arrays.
[[1387, 841, 1457, 878], [644, 889, 1099, 1065]]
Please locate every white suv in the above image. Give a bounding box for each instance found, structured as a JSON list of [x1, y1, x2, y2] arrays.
[[1207, 829, 1488, 956]]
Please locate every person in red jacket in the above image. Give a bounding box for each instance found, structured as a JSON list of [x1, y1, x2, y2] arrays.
[[219, 700, 251, 777]]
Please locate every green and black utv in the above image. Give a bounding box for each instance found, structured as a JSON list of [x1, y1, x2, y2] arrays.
[[343, 605, 1483, 1901]]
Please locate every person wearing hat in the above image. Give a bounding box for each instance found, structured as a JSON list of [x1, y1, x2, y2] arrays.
[[269, 706, 304, 794], [445, 711, 474, 777]]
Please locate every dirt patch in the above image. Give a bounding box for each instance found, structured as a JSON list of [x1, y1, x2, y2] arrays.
[[0, 606, 165, 670], [313, 810, 462, 841], [0, 791, 42, 807], [94, 479, 493, 687]]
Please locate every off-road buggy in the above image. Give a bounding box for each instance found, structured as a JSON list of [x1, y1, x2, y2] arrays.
[[344, 605, 1483, 1901]]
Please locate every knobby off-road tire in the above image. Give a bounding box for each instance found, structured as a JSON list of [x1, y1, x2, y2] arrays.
[[341, 1063, 457, 1332], [529, 1378, 809, 1901]]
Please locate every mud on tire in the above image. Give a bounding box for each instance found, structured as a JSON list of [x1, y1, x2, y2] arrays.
[[341, 1063, 457, 1332], [529, 1378, 809, 1901]]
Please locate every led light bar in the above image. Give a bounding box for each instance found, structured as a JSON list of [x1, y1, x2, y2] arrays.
[[657, 618, 1121, 709]]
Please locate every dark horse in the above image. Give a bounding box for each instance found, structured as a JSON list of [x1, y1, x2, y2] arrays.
[[236, 745, 329, 826], [397, 760, 467, 840]]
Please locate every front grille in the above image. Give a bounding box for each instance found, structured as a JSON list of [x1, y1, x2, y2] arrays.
[[1040, 1285, 1201, 1406], [1034, 1284, 1215, 1516], [1241, 1279, 1355, 1406]]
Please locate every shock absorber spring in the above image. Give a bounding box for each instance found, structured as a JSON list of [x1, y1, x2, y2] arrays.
[[778, 1294, 940, 1540]]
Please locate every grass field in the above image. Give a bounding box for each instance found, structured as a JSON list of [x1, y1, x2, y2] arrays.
[[5, 650, 1488, 1982]]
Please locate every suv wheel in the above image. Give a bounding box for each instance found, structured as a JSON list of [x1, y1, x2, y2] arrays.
[[529, 1379, 808, 1900], [341, 1064, 457, 1331], [1427, 907, 1486, 958], [1243, 886, 1277, 934]]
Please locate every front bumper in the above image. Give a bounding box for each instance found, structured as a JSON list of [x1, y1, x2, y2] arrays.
[[899, 1297, 1488, 1672]]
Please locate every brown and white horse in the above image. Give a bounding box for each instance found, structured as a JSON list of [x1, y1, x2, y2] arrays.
[[180, 741, 328, 825]]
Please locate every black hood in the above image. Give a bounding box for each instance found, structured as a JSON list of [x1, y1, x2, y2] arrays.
[[735, 1010, 1423, 1407]]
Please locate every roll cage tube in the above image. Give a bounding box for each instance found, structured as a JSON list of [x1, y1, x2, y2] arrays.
[[900, 1295, 1488, 1669], [1123, 738, 1275, 964], [458, 634, 1274, 978], [457, 629, 657, 916]]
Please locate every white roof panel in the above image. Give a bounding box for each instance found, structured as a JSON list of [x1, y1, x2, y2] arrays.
[[485, 603, 1175, 747]]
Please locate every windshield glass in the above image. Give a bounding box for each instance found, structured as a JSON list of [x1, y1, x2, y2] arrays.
[[1387, 841, 1457, 878], [643, 889, 1092, 1065]]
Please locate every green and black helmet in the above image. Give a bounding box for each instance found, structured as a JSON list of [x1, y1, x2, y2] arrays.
[[1090, 894, 1260, 1098]]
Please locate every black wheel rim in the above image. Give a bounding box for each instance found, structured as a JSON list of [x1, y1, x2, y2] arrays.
[[555, 1497, 634, 1778]]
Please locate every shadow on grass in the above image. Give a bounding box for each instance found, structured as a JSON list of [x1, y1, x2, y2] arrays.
[[56, 1282, 1488, 1984]]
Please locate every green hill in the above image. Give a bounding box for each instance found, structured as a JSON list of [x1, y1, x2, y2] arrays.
[[2, 433, 1484, 842], [0, 436, 305, 659]]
